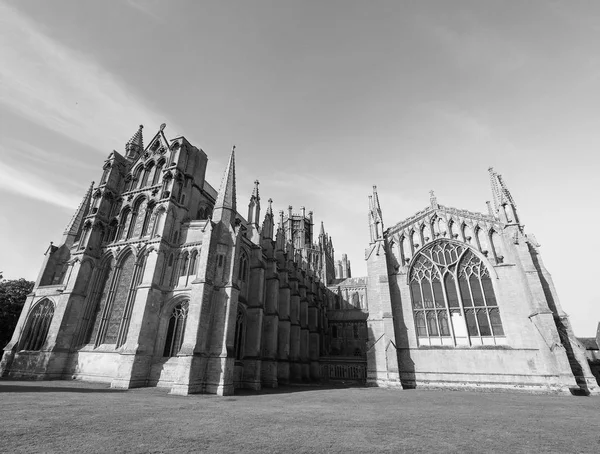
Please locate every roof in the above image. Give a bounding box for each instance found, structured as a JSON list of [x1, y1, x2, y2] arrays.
[[577, 337, 599, 350]]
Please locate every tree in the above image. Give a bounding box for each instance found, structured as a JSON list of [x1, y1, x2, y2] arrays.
[[0, 278, 34, 349]]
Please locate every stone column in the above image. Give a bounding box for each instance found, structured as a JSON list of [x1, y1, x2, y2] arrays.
[[242, 262, 265, 390], [277, 272, 291, 384], [308, 279, 320, 381], [261, 258, 280, 388], [299, 278, 310, 381], [289, 267, 302, 382]]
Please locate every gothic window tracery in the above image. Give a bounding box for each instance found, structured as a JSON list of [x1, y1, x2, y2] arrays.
[[409, 240, 504, 345], [163, 301, 188, 357], [21, 299, 54, 351]]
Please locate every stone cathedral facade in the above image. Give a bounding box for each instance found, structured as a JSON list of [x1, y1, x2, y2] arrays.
[[1, 125, 597, 396]]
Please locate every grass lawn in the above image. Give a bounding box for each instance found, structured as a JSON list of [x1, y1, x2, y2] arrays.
[[0, 380, 598, 453]]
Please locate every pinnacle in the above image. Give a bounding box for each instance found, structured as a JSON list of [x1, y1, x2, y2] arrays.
[[212, 145, 237, 223]]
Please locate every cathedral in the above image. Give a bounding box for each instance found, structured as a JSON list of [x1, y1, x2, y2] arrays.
[[1, 124, 598, 396]]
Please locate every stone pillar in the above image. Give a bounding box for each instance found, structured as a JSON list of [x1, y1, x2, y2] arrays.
[[289, 268, 302, 382], [261, 258, 280, 387], [277, 276, 291, 384], [241, 262, 265, 390], [299, 279, 310, 381], [308, 279, 320, 381]]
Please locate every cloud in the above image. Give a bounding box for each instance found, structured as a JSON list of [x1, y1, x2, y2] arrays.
[[0, 158, 81, 210], [4, 139, 98, 171], [126, 0, 163, 21], [0, 2, 179, 154]]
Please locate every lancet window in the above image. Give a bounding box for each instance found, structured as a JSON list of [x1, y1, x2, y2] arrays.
[[163, 301, 188, 357], [409, 240, 504, 345], [21, 299, 54, 351]]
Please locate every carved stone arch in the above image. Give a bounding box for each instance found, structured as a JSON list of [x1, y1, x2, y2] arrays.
[[144, 158, 155, 169], [410, 228, 419, 252], [489, 228, 505, 264], [437, 216, 448, 237], [401, 232, 411, 265], [462, 222, 474, 245], [115, 245, 136, 266], [132, 194, 147, 210], [474, 224, 488, 255], [102, 161, 112, 170], [447, 218, 456, 238]]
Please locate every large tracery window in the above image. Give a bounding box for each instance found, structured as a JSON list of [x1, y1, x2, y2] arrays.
[[21, 299, 54, 351], [163, 301, 188, 357], [409, 241, 504, 346]]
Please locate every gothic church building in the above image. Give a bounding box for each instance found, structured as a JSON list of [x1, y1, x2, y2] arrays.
[[1, 125, 597, 396]]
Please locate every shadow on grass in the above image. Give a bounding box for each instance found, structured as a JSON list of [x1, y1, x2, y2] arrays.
[[0, 380, 126, 394], [234, 382, 367, 396], [0, 385, 127, 393]]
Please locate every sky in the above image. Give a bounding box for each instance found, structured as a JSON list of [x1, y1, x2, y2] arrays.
[[0, 0, 599, 336]]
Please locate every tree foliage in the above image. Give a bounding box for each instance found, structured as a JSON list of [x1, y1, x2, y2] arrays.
[[0, 278, 34, 348]]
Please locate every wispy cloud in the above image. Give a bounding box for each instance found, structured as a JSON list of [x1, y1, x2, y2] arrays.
[[0, 159, 81, 210], [0, 2, 178, 154], [4, 139, 98, 171], [126, 0, 163, 21]]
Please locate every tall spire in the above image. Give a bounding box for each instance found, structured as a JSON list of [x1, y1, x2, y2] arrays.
[[369, 185, 384, 243], [125, 125, 144, 159], [247, 179, 260, 225], [489, 167, 516, 210], [212, 146, 237, 225], [488, 167, 519, 224], [62, 181, 94, 246]]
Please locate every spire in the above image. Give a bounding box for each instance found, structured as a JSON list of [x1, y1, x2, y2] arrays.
[[125, 125, 144, 159], [369, 185, 384, 242], [63, 181, 94, 246], [488, 167, 519, 224], [261, 198, 275, 241], [319, 221, 325, 237], [247, 179, 261, 225], [212, 146, 237, 225]]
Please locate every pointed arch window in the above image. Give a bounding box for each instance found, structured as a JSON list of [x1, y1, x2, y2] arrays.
[[140, 162, 154, 188], [238, 252, 249, 282], [234, 307, 246, 360], [152, 160, 165, 185], [179, 252, 189, 277], [21, 299, 54, 351], [163, 301, 188, 357], [189, 250, 198, 276], [133, 165, 144, 189], [409, 241, 504, 345]]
